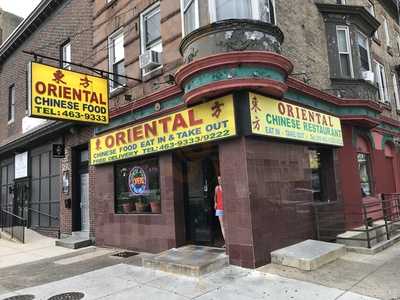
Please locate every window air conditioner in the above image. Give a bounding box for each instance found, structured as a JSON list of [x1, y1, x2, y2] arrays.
[[362, 70, 375, 83], [139, 50, 162, 69]]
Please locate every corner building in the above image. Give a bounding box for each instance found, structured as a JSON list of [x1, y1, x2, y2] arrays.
[[88, 0, 400, 268]]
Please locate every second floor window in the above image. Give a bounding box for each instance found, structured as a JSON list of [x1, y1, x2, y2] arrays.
[[373, 60, 389, 102], [336, 26, 353, 78], [392, 73, 400, 109], [209, 0, 276, 24], [383, 17, 390, 46], [108, 29, 125, 90], [181, 0, 199, 36], [140, 3, 162, 75], [61, 41, 71, 70], [357, 32, 371, 73], [8, 85, 15, 123], [366, 2, 379, 40]]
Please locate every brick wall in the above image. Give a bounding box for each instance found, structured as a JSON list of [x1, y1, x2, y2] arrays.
[[0, 0, 93, 143]]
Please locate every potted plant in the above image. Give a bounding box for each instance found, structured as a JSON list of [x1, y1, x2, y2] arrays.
[[135, 196, 146, 213], [121, 196, 134, 213], [150, 192, 161, 214]]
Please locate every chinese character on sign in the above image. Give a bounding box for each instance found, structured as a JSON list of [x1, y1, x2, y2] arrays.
[[52, 70, 67, 85], [252, 116, 260, 131], [80, 75, 92, 88], [95, 139, 101, 151], [211, 101, 224, 118], [251, 96, 261, 113]]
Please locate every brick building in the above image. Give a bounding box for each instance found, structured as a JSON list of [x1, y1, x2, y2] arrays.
[[1, 0, 400, 268], [0, 0, 93, 238], [87, 0, 400, 268]]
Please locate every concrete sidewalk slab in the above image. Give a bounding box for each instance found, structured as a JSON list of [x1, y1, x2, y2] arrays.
[[0, 263, 379, 300], [0, 229, 79, 269]]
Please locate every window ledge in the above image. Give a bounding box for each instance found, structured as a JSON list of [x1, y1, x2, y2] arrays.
[[373, 36, 381, 45], [396, 109, 400, 115], [109, 85, 127, 98], [142, 66, 163, 82], [106, 0, 118, 8], [386, 45, 394, 56], [7, 120, 15, 126], [380, 101, 392, 111]]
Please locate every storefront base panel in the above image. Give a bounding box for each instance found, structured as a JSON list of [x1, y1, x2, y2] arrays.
[[220, 137, 316, 268], [94, 153, 185, 253]]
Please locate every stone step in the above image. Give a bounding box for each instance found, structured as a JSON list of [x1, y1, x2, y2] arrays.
[[55, 236, 92, 249], [271, 239, 346, 271], [336, 227, 377, 248], [143, 245, 228, 277]]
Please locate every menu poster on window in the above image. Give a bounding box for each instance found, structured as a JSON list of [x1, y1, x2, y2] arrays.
[[249, 93, 343, 147], [15, 152, 28, 179]]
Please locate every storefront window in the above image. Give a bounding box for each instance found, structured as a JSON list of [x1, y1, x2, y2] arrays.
[[357, 153, 372, 196], [115, 158, 161, 214]]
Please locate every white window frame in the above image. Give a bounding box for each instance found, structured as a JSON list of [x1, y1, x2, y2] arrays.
[[397, 35, 400, 55], [392, 73, 400, 109], [357, 31, 372, 72], [108, 28, 125, 91], [383, 16, 391, 46], [8, 84, 15, 124], [336, 25, 354, 78], [180, 0, 199, 37], [209, 0, 277, 25], [366, 1, 379, 40], [61, 42, 71, 70], [140, 2, 163, 76], [374, 60, 389, 103]]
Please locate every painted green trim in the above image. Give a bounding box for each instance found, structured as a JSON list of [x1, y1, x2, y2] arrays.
[[285, 89, 380, 119], [381, 135, 394, 149], [183, 66, 286, 93], [95, 96, 184, 134], [352, 127, 375, 150], [377, 122, 400, 134]]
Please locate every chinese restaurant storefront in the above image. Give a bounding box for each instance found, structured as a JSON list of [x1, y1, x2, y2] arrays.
[[89, 90, 345, 267]]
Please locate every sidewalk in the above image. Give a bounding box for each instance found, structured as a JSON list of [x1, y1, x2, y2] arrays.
[[0, 229, 77, 269], [0, 263, 379, 300], [259, 241, 400, 300]]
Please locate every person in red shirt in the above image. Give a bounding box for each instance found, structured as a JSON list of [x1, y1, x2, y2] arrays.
[[214, 176, 225, 245]]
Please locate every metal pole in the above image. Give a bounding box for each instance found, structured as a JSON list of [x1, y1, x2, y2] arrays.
[[363, 205, 371, 248]]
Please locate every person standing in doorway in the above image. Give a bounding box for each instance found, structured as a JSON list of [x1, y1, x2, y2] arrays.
[[214, 176, 225, 246]]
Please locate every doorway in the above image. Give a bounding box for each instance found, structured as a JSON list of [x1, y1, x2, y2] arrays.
[[181, 146, 224, 247], [72, 147, 90, 236]]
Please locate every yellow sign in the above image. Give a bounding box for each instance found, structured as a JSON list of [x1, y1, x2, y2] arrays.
[[29, 62, 109, 124], [90, 95, 236, 165], [249, 93, 343, 146]]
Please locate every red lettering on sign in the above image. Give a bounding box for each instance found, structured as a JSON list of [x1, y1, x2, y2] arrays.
[[278, 102, 285, 115], [172, 113, 188, 131], [144, 121, 157, 138], [301, 109, 307, 121], [188, 109, 203, 126], [115, 132, 126, 146], [90, 93, 99, 104], [329, 116, 333, 127], [35, 81, 46, 94], [322, 115, 328, 126], [48, 84, 57, 97], [308, 111, 315, 123], [159, 117, 172, 133], [73, 89, 82, 101], [287, 105, 294, 118], [132, 125, 144, 141], [105, 136, 114, 148], [63, 87, 71, 100]]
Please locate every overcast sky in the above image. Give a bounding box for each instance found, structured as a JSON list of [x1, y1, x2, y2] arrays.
[[1, 0, 42, 18]]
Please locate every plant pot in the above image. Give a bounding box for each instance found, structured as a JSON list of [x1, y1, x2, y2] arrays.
[[150, 201, 161, 214], [135, 202, 146, 213], [122, 203, 133, 213]]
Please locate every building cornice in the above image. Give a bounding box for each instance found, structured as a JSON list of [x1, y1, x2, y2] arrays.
[[0, 0, 64, 63], [316, 3, 380, 37]]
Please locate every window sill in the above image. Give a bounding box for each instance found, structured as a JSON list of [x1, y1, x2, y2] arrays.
[[372, 36, 381, 45], [386, 45, 394, 56], [396, 109, 400, 115], [142, 66, 163, 82], [109, 85, 127, 98], [7, 120, 14, 126], [106, 0, 117, 8], [380, 101, 392, 111]]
